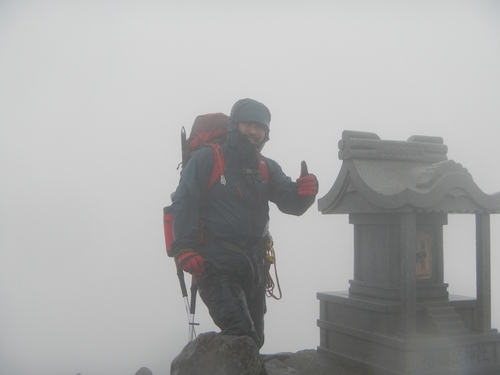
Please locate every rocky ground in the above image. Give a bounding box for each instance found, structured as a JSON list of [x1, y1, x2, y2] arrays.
[[168, 332, 373, 375], [262, 350, 372, 375], [135, 351, 371, 375]]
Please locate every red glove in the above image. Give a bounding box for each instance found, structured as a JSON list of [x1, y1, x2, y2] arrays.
[[176, 250, 204, 277], [296, 161, 318, 197]]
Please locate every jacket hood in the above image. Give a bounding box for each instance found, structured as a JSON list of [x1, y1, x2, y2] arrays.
[[227, 98, 271, 144]]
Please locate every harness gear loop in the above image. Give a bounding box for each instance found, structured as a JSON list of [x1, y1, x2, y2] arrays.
[[264, 238, 282, 300]]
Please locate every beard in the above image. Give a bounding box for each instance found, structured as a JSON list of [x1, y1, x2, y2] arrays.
[[243, 133, 261, 145], [225, 130, 260, 168]]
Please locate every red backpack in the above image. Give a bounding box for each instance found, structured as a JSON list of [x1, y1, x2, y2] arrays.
[[163, 113, 269, 256]]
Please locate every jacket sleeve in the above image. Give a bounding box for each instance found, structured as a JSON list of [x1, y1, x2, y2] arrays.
[[266, 157, 315, 216], [170, 148, 214, 256]]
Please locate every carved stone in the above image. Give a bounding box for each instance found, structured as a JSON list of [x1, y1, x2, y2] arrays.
[[318, 131, 500, 375]]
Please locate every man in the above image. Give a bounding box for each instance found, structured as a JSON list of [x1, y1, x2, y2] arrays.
[[170, 98, 318, 348]]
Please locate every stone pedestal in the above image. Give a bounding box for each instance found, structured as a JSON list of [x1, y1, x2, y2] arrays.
[[318, 292, 500, 375]]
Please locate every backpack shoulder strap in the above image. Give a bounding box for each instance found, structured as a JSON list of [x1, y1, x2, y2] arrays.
[[257, 155, 269, 184], [208, 145, 269, 188], [208, 143, 226, 188]]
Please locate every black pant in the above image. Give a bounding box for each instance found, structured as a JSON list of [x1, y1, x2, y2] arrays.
[[198, 260, 267, 348]]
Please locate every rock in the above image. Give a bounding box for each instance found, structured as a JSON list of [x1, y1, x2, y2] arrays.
[[170, 333, 370, 375], [264, 358, 302, 375], [135, 367, 153, 375], [283, 350, 336, 375], [260, 352, 293, 362], [170, 332, 265, 375], [282, 350, 370, 375]]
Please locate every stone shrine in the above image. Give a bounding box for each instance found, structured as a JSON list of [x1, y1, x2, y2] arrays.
[[317, 131, 500, 375]]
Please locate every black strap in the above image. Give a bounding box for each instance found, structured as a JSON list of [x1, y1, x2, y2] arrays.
[[213, 237, 256, 276]]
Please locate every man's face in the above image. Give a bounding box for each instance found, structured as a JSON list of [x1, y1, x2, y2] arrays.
[[238, 122, 267, 146]]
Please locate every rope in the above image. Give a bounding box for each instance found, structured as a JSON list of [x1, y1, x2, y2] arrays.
[[265, 241, 282, 300]]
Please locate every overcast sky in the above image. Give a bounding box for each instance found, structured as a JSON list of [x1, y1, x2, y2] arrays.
[[1, 1, 500, 374]]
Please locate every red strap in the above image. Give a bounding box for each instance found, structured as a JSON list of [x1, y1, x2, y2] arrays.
[[208, 144, 269, 188], [258, 155, 269, 183], [208, 144, 225, 188]]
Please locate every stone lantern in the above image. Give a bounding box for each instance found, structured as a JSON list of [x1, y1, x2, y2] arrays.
[[317, 131, 500, 375]]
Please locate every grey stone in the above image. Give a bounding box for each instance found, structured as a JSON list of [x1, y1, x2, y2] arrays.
[[317, 131, 500, 374], [170, 332, 265, 375], [260, 352, 293, 362], [282, 350, 369, 375], [264, 358, 301, 375], [135, 367, 153, 375], [319, 130, 500, 214]]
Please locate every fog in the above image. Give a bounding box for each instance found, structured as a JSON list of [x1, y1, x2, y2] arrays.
[[1, 1, 499, 374]]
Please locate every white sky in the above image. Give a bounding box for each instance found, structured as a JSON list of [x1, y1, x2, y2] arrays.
[[1, 1, 500, 374]]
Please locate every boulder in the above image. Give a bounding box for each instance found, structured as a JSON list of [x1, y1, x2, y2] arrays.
[[282, 350, 370, 375], [135, 367, 153, 375], [264, 358, 301, 375], [262, 349, 370, 375], [170, 332, 266, 375]]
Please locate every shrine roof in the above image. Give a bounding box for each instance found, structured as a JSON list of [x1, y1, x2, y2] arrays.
[[318, 130, 500, 214]]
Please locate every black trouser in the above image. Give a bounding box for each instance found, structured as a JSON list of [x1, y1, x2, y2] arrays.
[[198, 260, 267, 348]]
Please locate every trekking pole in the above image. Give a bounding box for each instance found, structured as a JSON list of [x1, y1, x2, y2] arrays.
[[175, 263, 192, 332], [189, 276, 199, 341], [176, 263, 199, 342]]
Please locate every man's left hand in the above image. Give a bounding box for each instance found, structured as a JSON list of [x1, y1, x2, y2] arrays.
[[296, 161, 318, 196]]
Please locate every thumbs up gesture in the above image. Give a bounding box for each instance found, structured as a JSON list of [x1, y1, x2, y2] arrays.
[[296, 161, 318, 197]]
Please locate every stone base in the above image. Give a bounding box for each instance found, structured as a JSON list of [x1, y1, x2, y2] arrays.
[[317, 291, 500, 375], [349, 280, 450, 301]]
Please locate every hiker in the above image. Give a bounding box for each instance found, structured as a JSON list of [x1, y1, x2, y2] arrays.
[[170, 98, 318, 348]]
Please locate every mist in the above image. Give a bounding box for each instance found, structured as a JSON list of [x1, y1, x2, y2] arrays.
[[1, 1, 499, 374]]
